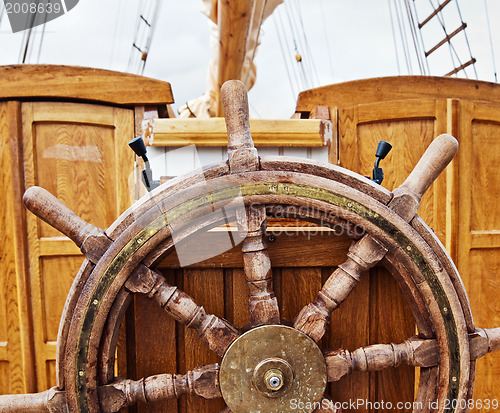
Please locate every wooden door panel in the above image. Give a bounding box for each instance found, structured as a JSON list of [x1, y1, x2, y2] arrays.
[[40, 255, 85, 342], [22, 101, 134, 391], [0, 101, 34, 395], [34, 122, 117, 237], [457, 101, 500, 412], [338, 98, 448, 411], [182, 269, 225, 413], [470, 120, 500, 231]]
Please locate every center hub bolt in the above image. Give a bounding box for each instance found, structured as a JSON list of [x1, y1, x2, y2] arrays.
[[264, 369, 284, 391]]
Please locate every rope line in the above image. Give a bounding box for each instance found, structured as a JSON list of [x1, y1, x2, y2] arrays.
[[454, 0, 478, 78], [389, 0, 402, 75], [411, 0, 431, 74], [273, 10, 298, 99], [483, 0, 498, 82], [404, 0, 426, 74], [243, 0, 268, 86], [394, 0, 413, 73], [319, 0, 335, 82], [277, 6, 302, 92]]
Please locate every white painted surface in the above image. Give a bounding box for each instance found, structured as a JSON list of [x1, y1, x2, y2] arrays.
[[152, 145, 330, 177]]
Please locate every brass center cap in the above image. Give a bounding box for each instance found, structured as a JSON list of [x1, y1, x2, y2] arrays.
[[219, 325, 327, 413]]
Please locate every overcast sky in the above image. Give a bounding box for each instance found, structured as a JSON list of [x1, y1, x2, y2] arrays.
[[0, 0, 499, 118]]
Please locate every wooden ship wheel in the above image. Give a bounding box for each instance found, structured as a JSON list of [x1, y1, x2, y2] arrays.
[[1, 80, 500, 413]]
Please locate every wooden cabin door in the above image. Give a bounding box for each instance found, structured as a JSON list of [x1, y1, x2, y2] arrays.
[[454, 100, 500, 407], [336, 98, 450, 412], [21, 101, 134, 391], [337, 97, 500, 412]]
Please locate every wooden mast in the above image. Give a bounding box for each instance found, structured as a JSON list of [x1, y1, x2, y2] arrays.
[[216, 0, 257, 116]]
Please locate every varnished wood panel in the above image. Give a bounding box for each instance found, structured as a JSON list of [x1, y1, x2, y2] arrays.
[[0, 65, 173, 106], [182, 269, 225, 412], [456, 101, 500, 412], [328, 271, 371, 413], [34, 122, 116, 237], [357, 119, 436, 224], [281, 267, 322, 328], [133, 271, 178, 413], [369, 267, 416, 413], [40, 256, 84, 342], [160, 231, 352, 269], [468, 250, 500, 409], [151, 118, 331, 146], [336, 98, 448, 410], [224, 268, 251, 328], [0, 101, 35, 395], [295, 76, 500, 113], [22, 101, 134, 391], [0, 362, 9, 394], [470, 120, 500, 231]]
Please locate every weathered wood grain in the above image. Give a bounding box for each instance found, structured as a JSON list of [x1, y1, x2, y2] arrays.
[[150, 118, 331, 147], [240, 205, 280, 325], [0, 65, 173, 106], [0, 101, 35, 395], [295, 76, 500, 113], [21, 101, 134, 391]]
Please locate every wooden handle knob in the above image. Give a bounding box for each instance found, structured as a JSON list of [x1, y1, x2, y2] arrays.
[[484, 327, 500, 353], [23, 186, 97, 248], [400, 134, 458, 202], [221, 80, 254, 154]]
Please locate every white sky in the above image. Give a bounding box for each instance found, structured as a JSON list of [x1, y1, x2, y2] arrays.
[[0, 0, 499, 118]]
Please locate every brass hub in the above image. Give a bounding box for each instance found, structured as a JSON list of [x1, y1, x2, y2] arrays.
[[219, 325, 327, 413]]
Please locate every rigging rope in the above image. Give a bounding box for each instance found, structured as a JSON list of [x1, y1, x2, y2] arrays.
[[109, 0, 123, 69], [410, 0, 431, 74], [128, 0, 162, 74], [388, 0, 402, 75], [427, 0, 464, 76], [483, 0, 497, 82], [453, 0, 478, 78], [277, 6, 301, 92], [273, 10, 299, 99], [403, 0, 426, 74], [276, 5, 304, 91], [319, 0, 335, 82], [283, 1, 310, 89], [394, 0, 413, 74], [293, 0, 321, 86], [418, 0, 477, 79], [242, 0, 268, 86]]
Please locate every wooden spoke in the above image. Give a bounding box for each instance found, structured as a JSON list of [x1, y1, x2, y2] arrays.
[[0, 388, 67, 412], [239, 204, 280, 325], [388, 134, 458, 222], [294, 234, 387, 342], [23, 186, 111, 263], [469, 327, 500, 359], [98, 364, 221, 413], [324, 336, 439, 382], [126, 265, 239, 356], [325, 328, 500, 382]]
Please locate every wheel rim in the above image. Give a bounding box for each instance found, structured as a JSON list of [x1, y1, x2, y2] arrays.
[[57, 166, 471, 413]]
